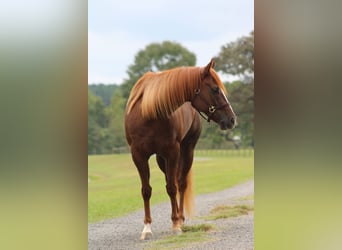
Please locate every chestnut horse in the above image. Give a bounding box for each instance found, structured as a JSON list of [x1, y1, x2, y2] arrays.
[[124, 59, 236, 240]]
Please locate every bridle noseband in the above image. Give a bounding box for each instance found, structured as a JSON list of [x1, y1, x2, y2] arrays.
[[191, 88, 229, 122]]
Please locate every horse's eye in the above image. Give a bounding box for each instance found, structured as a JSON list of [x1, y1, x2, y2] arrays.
[[211, 87, 219, 94]]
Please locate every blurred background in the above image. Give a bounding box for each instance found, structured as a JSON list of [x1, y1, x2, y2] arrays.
[[1, 0, 342, 250]]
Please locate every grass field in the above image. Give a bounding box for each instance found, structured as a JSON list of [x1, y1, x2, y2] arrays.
[[88, 150, 254, 223]]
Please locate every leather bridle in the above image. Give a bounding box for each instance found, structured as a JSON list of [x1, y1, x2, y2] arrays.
[[191, 88, 229, 122]]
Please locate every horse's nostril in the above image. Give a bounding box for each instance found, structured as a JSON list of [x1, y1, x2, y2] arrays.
[[231, 117, 235, 125]]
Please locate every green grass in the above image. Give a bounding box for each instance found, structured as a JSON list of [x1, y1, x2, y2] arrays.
[[235, 194, 254, 201], [88, 150, 254, 223], [146, 224, 214, 250], [205, 204, 254, 220], [181, 224, 214, 233]]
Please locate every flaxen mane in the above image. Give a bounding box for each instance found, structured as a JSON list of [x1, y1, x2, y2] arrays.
[[126, 66, 226, 119]]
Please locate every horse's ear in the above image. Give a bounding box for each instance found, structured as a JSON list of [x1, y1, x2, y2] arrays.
[[203, 58, 215, 77], [209, 58, 215, 68]]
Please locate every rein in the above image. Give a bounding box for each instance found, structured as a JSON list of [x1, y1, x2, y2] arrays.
[[191, 88, 228, 122]]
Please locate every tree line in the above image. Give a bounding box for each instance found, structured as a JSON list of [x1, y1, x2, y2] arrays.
[[88, 31, 254, 154]]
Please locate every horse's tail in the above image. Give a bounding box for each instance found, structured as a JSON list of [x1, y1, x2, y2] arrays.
[[183, 168, 195, 218]]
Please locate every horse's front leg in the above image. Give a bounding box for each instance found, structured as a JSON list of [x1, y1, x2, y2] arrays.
[[131, 149, 153, 240], [165, 147, 182, 234]]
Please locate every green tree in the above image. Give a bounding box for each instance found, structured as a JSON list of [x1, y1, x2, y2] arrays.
[[121, 41, 196, 98], [88, 90, 109, 154], [214, 31, 254, 147], [88, 84, 119, 106], [225, 81, 254, 147], [215, 31, 254, 78], [107, 90, 127, 151]]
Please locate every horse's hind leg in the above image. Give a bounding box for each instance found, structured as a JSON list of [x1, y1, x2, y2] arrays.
[[131, 149, 153, 240], [178, 145, 195, 224], [158, 152, 187, 225], [178, 122, 201, 224]]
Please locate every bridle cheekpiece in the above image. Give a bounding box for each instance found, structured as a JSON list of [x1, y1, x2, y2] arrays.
[[191, 88, 228, 122]]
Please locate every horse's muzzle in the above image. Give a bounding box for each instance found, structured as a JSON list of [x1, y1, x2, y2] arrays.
[[220, 116, 236, 130]]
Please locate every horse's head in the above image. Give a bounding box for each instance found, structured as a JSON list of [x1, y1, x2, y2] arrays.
[[191, 59, 236, 130]]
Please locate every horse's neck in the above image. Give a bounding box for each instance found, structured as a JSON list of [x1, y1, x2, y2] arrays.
[[168, 81, 196, 113], [140, 68, 200, 119]]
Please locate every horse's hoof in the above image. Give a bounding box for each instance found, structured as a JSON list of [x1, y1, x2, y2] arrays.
[[140, 231, 153, 240], [172, 228, 182, 235], [140, 223, 152, 240]]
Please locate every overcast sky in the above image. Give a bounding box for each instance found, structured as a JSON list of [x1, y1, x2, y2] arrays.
[[88, 0, 254, 84]]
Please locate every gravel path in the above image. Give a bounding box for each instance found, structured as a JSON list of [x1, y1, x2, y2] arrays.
[[88, 179, 254, 250]]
